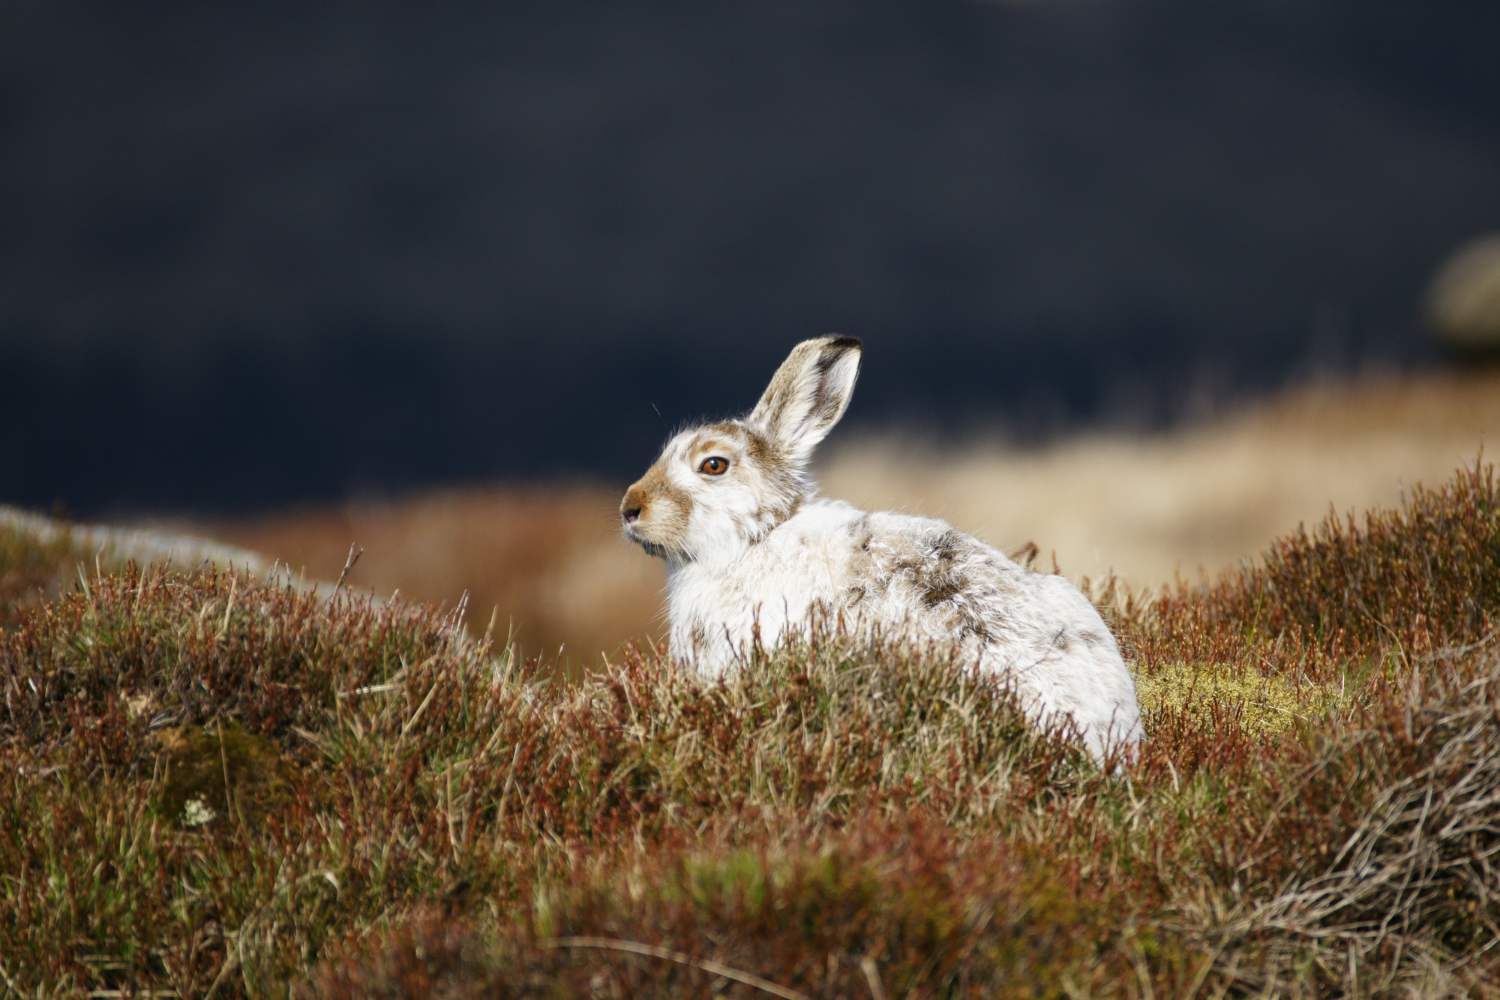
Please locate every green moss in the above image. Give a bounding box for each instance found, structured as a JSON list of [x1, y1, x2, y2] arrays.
[[1136, 661, 1355, 738], [154, 721, 295, 828], [680, 850, 771, 912]]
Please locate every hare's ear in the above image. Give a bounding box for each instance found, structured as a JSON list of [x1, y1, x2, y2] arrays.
[[747, 336, 862, 462]]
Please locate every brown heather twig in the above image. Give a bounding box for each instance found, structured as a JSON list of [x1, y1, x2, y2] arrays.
[[331, 542, 363, 597]]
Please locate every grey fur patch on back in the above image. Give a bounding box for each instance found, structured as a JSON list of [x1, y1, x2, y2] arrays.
[[843, 516, 886, 603], [848, 514, 875, 551], [908, 529, 967, 608], [862, 521, 1012, 646]]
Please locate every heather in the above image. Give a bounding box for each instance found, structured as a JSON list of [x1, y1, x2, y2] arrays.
[[1, 462, 1497, 996]]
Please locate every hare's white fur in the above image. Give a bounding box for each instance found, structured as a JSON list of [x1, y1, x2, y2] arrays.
[[622, 336, 1143, 760]]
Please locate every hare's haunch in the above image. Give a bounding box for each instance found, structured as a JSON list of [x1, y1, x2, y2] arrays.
[[621, 336, 1142, 761]]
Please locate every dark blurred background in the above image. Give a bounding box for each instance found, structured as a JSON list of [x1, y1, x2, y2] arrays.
[[5, 1, 1499, 516]]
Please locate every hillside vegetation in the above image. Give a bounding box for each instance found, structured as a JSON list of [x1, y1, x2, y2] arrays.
[[1, 462, 1498, 996]]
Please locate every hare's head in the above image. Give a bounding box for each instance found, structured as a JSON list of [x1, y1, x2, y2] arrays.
[[621, 335, 862, 563]]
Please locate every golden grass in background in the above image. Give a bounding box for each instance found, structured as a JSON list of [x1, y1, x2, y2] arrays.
[[212, 368, 1500, 665]]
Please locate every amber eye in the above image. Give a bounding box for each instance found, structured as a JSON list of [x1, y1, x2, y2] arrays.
[[698, 456, 729, 476]]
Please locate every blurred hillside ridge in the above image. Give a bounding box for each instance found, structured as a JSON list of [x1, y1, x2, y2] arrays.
[[4, 2, 1500, 513]]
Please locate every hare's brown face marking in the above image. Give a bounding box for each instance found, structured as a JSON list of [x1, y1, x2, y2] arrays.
[[622, 421, 804, 562], [621, 455, 693, 559], [622, 335, 862, 564]]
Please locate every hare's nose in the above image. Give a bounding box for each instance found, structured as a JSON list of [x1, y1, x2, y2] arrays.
[[621, 504, 642, 524]]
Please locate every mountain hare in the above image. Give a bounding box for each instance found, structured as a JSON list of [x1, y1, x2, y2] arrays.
[[621, 336, 1143, 761]]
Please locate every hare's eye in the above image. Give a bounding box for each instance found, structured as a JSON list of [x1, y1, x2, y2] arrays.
[[698, 456, 729, 476]]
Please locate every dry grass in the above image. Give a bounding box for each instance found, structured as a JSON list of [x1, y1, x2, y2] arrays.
[[202, 369, 1500, 668], [2, 457, 1498, 996]]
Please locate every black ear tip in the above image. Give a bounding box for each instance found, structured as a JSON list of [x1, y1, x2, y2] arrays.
[[826, 335, 863, 352]]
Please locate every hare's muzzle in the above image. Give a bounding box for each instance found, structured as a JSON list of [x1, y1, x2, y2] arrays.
[[620, 484, 649, 526], [619, 474, 688, 560]]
